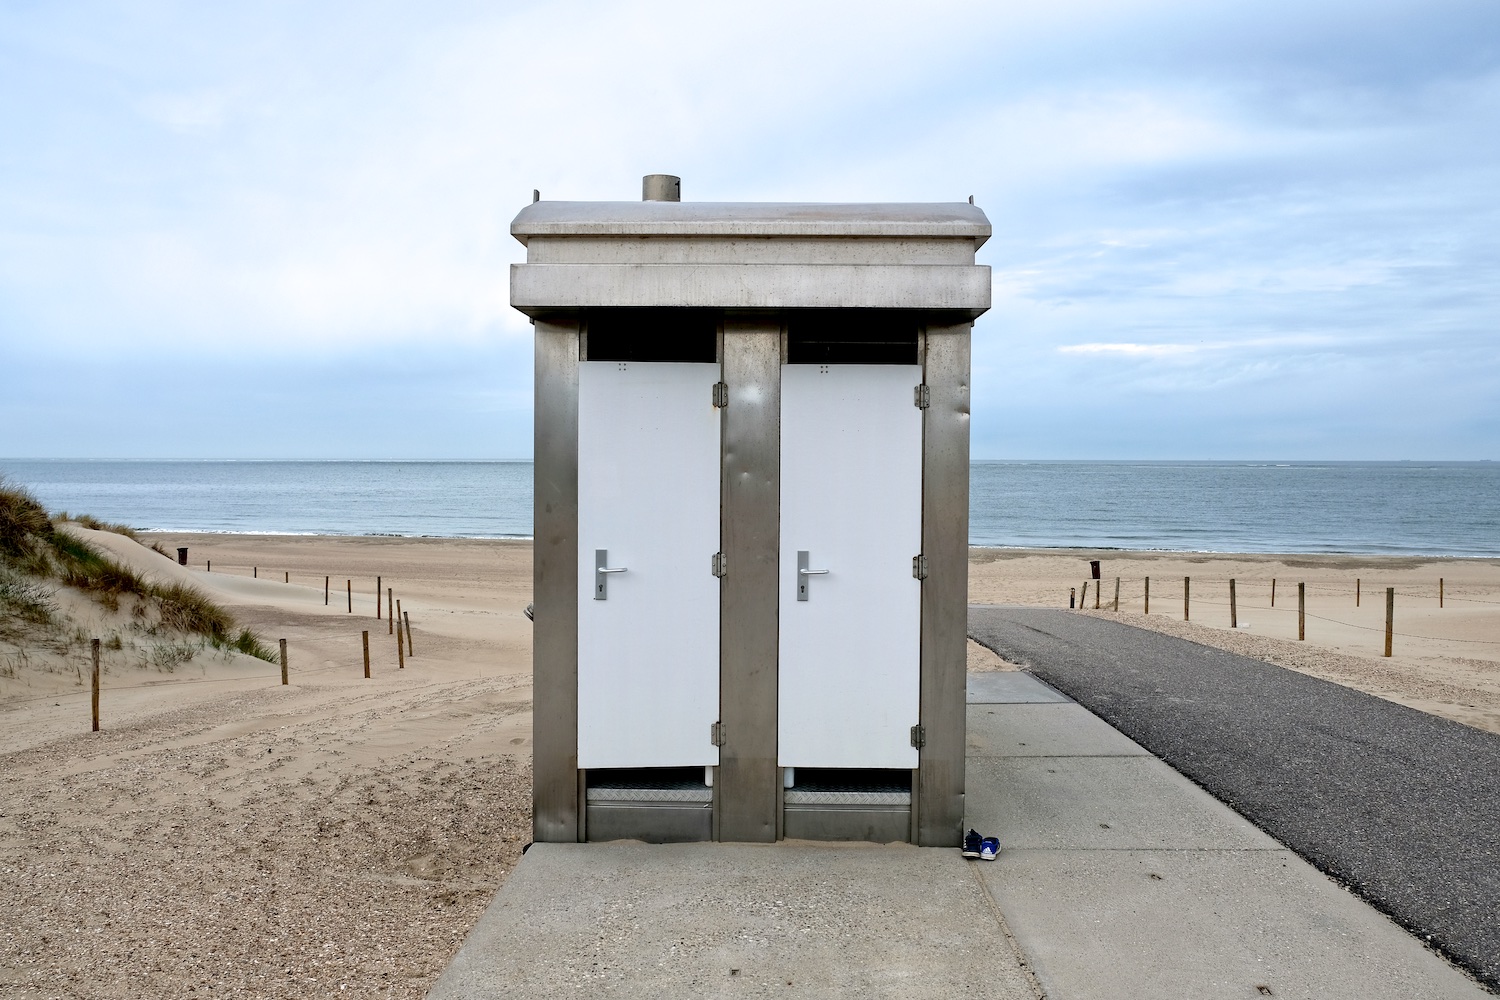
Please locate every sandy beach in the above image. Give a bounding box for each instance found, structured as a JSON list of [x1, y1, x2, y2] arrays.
[[2, 532, 1498, 997]]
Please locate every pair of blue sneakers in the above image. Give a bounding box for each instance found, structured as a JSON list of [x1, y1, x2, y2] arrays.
[[962, 829, 1000, 861]]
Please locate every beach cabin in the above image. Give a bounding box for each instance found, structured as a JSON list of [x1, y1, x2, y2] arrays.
[[513, 176, 991, 846]]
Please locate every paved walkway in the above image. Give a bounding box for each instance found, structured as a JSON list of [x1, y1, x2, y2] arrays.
[[429, 664, 1486, 998], [968, 605, 1500, 992]]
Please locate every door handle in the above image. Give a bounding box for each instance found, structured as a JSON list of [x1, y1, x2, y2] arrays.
[[797, 550, 829, 602], [595, 549, 628, 600]]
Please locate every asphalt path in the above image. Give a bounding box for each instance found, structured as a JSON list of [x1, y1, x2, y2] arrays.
[[968, 606, 1500, 993]]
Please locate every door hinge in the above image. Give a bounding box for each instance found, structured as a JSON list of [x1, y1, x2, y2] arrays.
[[914, 384, 930, 409], [711, 552, 727, 577], [713, 382, 729, 408], [711, 721, 726, 747], [912, 554, 928, 580], [910, 724, 926, 749]]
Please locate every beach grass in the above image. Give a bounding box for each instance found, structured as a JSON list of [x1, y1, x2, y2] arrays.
[[0, 476, 276, 662]]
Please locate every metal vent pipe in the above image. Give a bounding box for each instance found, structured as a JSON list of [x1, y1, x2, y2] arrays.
[[642, 174, 681, 202]]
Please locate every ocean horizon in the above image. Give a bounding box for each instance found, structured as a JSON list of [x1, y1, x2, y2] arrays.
[[3, 458, 1498, 558]]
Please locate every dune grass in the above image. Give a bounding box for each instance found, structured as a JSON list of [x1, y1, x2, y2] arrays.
[[0, 477, 276, 663]]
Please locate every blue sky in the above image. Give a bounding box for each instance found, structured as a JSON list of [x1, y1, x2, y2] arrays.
[[1, 0, 1497, 460]]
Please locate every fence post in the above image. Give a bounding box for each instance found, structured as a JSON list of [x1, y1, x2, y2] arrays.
[[388, 589, 395, 634], [362, 630, 371, 679], [1271, 578, 1276, 607], [1069, 587, 1076, 609], [1356, 578, 1360, 607], [347, 579, 352, 613], [1094, 580, 1101, 610], [254, 566, 257, 579], [1184, 577, 1190, 621], [396, 620, 406, 669], [91, 638, 100, 733], [1385, 588, 1394, 656], [325, 576, 329, 606], [1144, 576, 1150, 614], [1230, 579, 1237, 629], [1440, 578, 1444, 608], [377, 576, 382, 619], [404, 611, 413, 657], [1113, 577, 1120, 612], [1081, 581, 1089, 608], [280, 638, 288, 685], [1298, 582, 1306, 641], [284, 571, 289, 584]]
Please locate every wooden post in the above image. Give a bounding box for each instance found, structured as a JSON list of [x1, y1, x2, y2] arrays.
[[396, 598, 402, 631], [1298, 582, 1306, 641], [1440, 578, 1444, 608], [1081, 581, 1089, 608], [404, 611, 413, 657], [396, 620, 406, 669], [91, 638, 100, 733], [1094, 579, 1101, 610], [1271, 578, 1276, 607], [1113, 577, 1120, 611], [1144, 576, 1150, 614], [1069, 587, 1076, 609], [254, 566, 257, 579], [1230, 579, 1237, 629], [346, 579, 352, 613], [279, 638, 288, 685], [1356, 578, 1360, 607], [207, 560, 211, 572], [388, 588, 394, 634], [377, 576, 382, 619], [325, 576, 329, 606], [362, 630, 371, 678], [1184, 577, 1190, 621], [1385, 587, 1394, 657], [284, 571, 289, 584]]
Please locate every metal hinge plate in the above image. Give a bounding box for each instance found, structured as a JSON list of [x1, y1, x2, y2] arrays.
[[711, 721, 726, 747], [910, 724, 926, 749], [914, 384, 930, 409], [912, 554, 928, 580], [713, 382, 729, 408], [711, 552, 727, 577]]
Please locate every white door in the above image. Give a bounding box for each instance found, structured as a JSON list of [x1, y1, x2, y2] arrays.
[[578, 361, 721, 769], [779, 364, 924, 769]]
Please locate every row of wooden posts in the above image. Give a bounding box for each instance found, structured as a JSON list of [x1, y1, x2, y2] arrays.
[[87, 570, 417, 732], [1067, 575, 1436, 659]]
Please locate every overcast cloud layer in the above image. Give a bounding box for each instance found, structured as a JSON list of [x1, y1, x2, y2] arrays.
[[2, 0, 1497, 459]]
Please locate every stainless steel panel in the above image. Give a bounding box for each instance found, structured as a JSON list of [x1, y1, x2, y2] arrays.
[[717, 318, 782, 843], [584, 803, 713, 844], [782, 805, 913, 843], [917, 322, 971, 847], [533, 318, 581, 843]]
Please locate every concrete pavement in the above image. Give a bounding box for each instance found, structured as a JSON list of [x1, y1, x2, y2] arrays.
[[428, 670, 1487, 998], [968, 605, 1500, 992]]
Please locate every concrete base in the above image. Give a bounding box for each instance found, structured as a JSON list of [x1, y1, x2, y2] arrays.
[[431, 671, 1487, 998], [427, 841, 1037, 999]]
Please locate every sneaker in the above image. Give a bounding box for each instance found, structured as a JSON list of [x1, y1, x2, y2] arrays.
[[979, 837, 1000, 861], [962, 829, 982, 859]]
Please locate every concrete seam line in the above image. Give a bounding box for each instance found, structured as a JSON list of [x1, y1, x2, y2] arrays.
[[969, 863, 1049, 1000]]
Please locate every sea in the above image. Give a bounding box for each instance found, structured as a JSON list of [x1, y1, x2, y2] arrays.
[[2, 460, 1498, 557]]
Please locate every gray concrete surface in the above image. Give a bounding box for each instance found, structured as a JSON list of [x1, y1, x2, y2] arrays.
[[426, 842, 1038, 999], [969, 605, 1500, 992], [967, 670, 1071, 704], [429, 667, 1489, 998]]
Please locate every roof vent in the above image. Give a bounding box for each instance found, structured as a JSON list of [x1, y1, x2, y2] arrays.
[[642, 174, 681, 202]]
